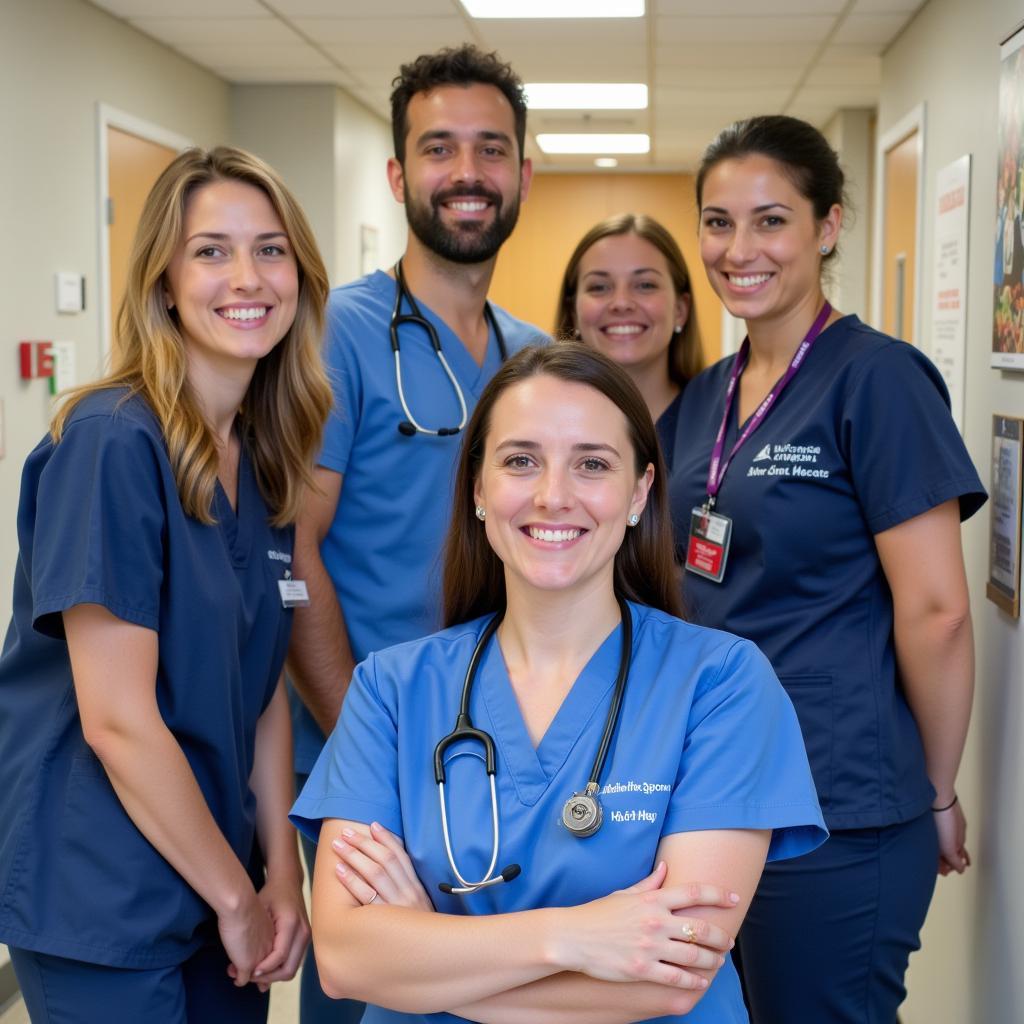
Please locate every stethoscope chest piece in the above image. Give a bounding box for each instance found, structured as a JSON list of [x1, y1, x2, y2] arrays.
[[562, 790, 602, 837]]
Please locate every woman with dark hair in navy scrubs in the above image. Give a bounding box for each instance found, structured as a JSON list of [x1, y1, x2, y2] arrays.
[[0, 147, 332, 1021], [670, 115, 986, 1023]]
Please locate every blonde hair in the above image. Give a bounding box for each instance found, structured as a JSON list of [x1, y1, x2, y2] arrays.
[[52, 146, 332, 526]]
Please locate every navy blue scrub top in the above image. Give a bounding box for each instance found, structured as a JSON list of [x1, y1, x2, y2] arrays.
[[0, 390, 293, 968], [669, 316, 986, 829]]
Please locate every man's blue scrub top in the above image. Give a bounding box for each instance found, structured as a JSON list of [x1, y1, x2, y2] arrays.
[[670, 316, 986, 829], [290, 271, 547, 773], [0, 391, 293, 967], [292, 602, 827, 1024]]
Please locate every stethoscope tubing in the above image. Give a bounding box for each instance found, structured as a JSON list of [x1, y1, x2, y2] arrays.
[[389, 260, 506, 438], [434, 600, 633, 895]]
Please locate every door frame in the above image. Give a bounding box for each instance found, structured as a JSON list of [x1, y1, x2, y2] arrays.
[[95, 104, 193, 360], [871, 102, 926, 342]]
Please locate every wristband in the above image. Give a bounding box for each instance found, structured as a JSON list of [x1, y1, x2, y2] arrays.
[[932, 794, 958, 812]]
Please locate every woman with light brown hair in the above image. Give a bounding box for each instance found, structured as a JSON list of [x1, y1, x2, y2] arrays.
[[0, 146, 332, 1021], [556, 214, 704, 469]]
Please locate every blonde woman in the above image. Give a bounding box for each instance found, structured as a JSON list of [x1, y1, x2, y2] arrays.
[[0, 147, 331, 1022]]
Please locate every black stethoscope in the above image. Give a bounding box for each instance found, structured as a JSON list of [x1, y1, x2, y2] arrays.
[[390, 260, 508, 438], [434, 599, 633, 896]]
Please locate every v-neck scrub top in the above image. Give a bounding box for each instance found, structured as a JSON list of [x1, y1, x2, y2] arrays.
[[0, 390, 294, 968], [290, 271, 546, 773], [669, 316, 986, 830], [291, 602, 827, 1024]]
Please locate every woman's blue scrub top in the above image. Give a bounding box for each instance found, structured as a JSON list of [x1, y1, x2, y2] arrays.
[[0, 390, 293, 968], [292, 602, 827, 1023], [669, 316, 986, 829]]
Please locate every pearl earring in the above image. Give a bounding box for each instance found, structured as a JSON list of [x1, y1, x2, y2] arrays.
[[475, 506, 486, 521], [820, 245, 830, 255], [673, 325, 683, 334], [627, 513, 640, 526]]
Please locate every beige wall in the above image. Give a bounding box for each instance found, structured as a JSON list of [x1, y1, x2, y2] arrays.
[[489, 172, 723, 363], [230, 84, 406, 287], [0, 0, 231, 630], [878, 1, 1024, 1020]]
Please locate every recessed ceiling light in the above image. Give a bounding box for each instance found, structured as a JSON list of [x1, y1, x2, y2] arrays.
[[462, 0, 643, 18], [537, 134, 650, 154], [595, 158, 619, 168], [525, 84, 647, 110]]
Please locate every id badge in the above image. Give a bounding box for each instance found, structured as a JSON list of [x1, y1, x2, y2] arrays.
[[278, 578, 310, 608], [684, 506, 732, 583]]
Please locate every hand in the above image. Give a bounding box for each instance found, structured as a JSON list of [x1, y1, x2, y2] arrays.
[[551, 862, 737, 990], [935, 799, 970, 876], [332, 821, 434, 912], [244, 874, 310, 993], [218, 887, 276, 987]]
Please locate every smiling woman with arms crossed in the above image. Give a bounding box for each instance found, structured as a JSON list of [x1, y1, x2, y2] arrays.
[[0, 147, 331, 1021], [291, 343, 826, 1023]]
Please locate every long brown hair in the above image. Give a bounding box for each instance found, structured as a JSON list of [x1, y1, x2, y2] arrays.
[[554, 213, 704, 387], [51, 146, 332, 526], [442, 343, 684, 626]]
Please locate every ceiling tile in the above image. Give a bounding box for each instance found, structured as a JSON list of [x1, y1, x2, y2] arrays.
[[269, 0, 456, 15], [129, 16, 299, 45], [90, 0, 264, 14], [655, 15, 834, 44], [656, 66, 801, 89], [655, 41, 818, 68], [791, 84, 881, 108], [804, 59, 880, 86], [293, 16, 469, 46], [169, 40, 334, 72], [833, 12, 912, 46], [852, 0, 922, 12], [656, 88, 791, 112], [658, 0, 844, 12]]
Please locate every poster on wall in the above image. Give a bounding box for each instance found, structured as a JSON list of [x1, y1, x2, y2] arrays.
[[987, 415, 1024, 617], [993, 22, 1024, 369], [931, 155, 971, 428]]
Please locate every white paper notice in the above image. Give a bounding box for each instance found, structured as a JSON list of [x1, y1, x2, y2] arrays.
[[931, 156, 971, 430]]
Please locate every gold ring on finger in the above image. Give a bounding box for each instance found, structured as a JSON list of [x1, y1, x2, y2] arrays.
[[681, 923, 697, 942]]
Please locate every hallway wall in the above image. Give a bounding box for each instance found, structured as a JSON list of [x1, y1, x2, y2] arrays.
[[877, 1, 1024, 1020], [0, 0, 231, 628]]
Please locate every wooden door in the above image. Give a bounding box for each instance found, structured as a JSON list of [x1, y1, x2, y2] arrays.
[[106, 127, 178, 355], [882, 130, 919, 343]]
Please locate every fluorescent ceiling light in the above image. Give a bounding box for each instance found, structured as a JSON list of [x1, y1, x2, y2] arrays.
[[595, 158, 619, 168], [462, 0, 643, 18], [525, 83, 647, 110], [537, 133, 650, 154]]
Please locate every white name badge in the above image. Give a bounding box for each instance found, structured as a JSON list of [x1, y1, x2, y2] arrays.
[[278, 579, 310, 608]]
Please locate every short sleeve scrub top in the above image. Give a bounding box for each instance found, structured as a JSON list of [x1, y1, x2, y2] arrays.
[[292, 602, 828, 1024], [0, 390, 295, 968], [669, 316, 987, 828]]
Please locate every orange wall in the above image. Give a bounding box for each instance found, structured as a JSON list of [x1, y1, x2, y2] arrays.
[[489, 172, 723, 365]]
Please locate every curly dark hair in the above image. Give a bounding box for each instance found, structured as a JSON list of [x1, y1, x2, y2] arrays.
[[390, 44, 528, 164]]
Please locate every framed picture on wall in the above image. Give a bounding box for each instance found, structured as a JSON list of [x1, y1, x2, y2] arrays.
[[992, 21, 1024, 369], [987, 414, 1024, 617]]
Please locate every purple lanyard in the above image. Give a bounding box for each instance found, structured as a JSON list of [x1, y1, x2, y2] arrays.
[[705, 302, 832, 507]]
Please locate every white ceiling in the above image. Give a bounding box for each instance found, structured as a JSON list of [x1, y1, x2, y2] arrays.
[[88, 0, 923, 171]]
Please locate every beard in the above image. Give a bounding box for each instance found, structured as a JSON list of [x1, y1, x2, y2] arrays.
[[404, 182, 521, 264]]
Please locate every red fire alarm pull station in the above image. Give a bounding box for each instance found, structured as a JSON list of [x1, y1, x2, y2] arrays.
[[19, 341, 54, 379]]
